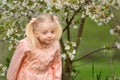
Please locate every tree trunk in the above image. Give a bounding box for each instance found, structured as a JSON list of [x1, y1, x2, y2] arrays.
[[62, 58, 72, 80]]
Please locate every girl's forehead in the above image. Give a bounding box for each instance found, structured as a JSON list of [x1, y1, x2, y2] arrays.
[[37, 22, 57, 30]]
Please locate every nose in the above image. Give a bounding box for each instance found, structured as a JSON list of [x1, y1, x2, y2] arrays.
[[48, 33, 52, 38]]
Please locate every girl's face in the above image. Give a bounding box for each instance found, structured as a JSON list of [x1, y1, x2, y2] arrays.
[[35, 22, 57, 45]]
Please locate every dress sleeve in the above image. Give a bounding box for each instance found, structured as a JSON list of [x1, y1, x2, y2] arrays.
[[52, 41, 62, 80], [6, 40, 28, 80]]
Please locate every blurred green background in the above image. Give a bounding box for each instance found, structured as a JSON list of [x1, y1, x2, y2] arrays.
[[73, 18, 120, 80]]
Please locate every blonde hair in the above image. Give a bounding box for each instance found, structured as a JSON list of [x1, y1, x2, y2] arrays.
[[25, 14, 62, 48]]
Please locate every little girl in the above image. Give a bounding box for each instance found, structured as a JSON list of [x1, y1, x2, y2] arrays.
[[7, 14, 62, 80]]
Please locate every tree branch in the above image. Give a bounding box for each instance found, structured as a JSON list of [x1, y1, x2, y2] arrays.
[[73, 45, 117, 62], [63, 6, 82, 32], [67, 19, 70, 41], [75, 17, 86, 51], [60, 37, 66, 53]]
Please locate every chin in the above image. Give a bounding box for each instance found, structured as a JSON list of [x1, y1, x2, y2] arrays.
[[46, 41, 54, 44]]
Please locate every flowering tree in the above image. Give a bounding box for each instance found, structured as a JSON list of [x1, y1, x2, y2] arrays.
[[0, 0, 120, 80]]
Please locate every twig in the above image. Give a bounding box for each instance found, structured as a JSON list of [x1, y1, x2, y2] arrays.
[[75, 17, 86, 51], [73, 45, 117, 62], [63, 6, 82, 32]]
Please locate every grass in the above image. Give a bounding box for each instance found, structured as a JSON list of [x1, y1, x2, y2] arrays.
[[74, 61, 120, 80]]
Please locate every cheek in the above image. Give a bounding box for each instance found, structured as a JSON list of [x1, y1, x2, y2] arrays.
[[40, 34, 48, 40], [53, 34, 57, 39]]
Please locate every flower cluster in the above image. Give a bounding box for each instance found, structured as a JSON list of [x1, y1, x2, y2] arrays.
[[0, 63, 7, 77], [110, 25, 120, 39], [115, 42, 120, 49], [110, 25, 120, 49], [3, 26, 23, 51], [81, 0, 116, 26], [61, 41, 77, 60]]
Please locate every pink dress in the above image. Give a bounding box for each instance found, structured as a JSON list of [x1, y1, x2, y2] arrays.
[[7, 38, 62, 80]]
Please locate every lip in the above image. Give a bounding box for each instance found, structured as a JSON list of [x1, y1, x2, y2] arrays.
[[46, 39, 53, 41]]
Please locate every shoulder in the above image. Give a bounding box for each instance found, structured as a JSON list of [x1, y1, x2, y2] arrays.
[[17, 38, 30, 51], [19, 38, 28, 44]]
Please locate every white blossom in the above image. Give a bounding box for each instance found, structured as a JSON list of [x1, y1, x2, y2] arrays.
[[91, 15, 96, 20], [98, 22, 103, 26], [64, 12, 68, 17], [8, 44, 13, 51], [111, 13, 114, 18], [69, 53, 75, 60], [0, 64, 7, 77], [80, 0, 85, 4], [106, 17, 112, 23], [110, 29, 114, 35], [61, 54, 66, 60], [2, 66, 7, 72], [73, 25, 78, 29], [115, 42, 120, 49], [0, 73, 5, 76], [54, 2, 63, 9], [72, 42, 76, 47], [65, 44, 70, 50], [64, 41, 77, 60], [72, 50, 76, 55], [2, 0, 7, 5], [116, 25, 120, 29], [81, 13, 86, 18], [14, 39, 19, 45], [3, 37, 6, 40], [7, 28, 14, 37], [16, 33, 21, 37]]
